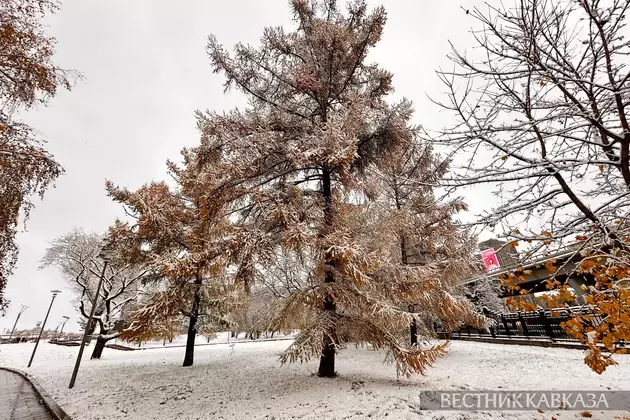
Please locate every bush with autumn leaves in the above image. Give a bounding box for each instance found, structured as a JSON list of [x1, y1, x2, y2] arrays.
[[502, 235, 630, 374]]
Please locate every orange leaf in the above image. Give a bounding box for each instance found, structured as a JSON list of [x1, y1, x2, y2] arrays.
[[580, 411, 593, 418], [545, 259, 558, 273]]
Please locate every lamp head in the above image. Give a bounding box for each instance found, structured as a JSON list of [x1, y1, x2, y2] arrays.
[[99, 240, 115, 262]]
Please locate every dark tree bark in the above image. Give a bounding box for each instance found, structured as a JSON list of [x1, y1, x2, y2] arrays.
[[318, 167, 337, 377], [183, 275, 203, 367], [409, 304, 418, 347], [396, 186, 418, 348], [91, 336, 107, 359]]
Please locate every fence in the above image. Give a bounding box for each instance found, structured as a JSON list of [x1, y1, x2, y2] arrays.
[[446, 306, 606, 342]]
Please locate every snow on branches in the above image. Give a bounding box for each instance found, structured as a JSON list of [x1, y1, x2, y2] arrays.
[[439, 0, 630, 373], [106, 147, 243, 367], [183, 0, 483, 377], [40, 229, 147, 358]]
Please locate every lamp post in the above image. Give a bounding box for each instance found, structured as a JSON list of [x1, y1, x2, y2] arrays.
[[69, 242, 113, 389], [28, 290, 61, 367], [8, 304, 28, 342], [59, 316, 70, 338]]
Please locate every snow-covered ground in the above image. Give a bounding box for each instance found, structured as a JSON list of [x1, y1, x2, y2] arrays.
[[1, 338, 629, 419], [111, 331, 295, 349]]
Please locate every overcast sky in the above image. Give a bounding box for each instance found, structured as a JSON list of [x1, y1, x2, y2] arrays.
[[1, 0, 492, 334]]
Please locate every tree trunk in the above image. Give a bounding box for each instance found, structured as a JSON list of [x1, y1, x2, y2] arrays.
[[91, 323, 108, 359], [85, 317, 97, 344], [91, 336, 107, 359], [318, 294, 336, 377], [318, 167, 337, 378], [410, 307, 418, 347], [183, 276, 203, 367]]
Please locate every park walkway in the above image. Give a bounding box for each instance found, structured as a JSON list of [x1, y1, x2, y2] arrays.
[[0, 369, 54, 420]]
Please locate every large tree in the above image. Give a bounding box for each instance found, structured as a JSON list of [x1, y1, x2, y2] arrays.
[[41, 229, 146, 359], [0, 0, 77, 311], [106, 148, 240, 367], [373, 141, 483, 345], [195, 0, 479, 377], [437, 0, 630, 372]]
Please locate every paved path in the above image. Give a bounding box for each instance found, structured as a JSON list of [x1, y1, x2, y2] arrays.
[[0, 369, 54, 420]]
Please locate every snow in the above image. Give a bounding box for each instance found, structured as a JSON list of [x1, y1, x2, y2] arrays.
[[1, 338, 629, 419], [111, 331, 294, 349]]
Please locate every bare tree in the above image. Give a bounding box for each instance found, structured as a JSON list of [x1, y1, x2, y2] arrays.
[[437, 0, 630, 248], [436, 0, 630, 372], [40, 229, 146, 358]]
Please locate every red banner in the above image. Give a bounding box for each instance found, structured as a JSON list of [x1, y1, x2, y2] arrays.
[[481, 248, 500, 271]]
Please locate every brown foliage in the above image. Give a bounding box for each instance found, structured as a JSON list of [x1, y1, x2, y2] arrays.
[[106, 147, 243, 346], [190, 0, 482, 376], [0, 0, 77, 311]]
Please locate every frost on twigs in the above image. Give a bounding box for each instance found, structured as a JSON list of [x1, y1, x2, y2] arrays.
[[438, 0, 630, 374]]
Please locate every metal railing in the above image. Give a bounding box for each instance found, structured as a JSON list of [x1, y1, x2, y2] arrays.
[[444, 306, 612, 343]]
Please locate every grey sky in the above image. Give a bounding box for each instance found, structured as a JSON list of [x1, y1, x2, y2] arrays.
[[1, 0, 490, 334]]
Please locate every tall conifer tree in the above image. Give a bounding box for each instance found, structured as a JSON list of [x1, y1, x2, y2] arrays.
[[192, 0, 482, 376]]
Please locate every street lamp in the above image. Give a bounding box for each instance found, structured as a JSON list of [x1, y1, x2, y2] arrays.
[[59, 316, 70, 338], [28, 290, 61, 367], [69, 241, 114, 389], [8, 304, 28, 342], [52, 316, 70, 341]]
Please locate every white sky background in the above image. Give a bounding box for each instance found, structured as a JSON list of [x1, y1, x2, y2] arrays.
[[1, 0, 496, 334]]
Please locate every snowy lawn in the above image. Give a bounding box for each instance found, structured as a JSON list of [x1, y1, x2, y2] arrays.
[[1, 338, 629, 420]]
